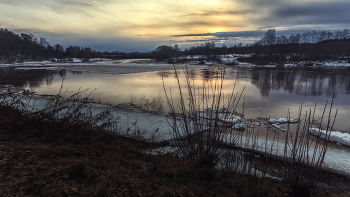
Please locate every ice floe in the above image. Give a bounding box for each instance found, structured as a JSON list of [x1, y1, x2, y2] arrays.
[[268, 118, 298, 124], [309, 128, 350, 147], [193, 108, 246, 130], [233, 123, 245, 130], [267, 118, 298, 131]]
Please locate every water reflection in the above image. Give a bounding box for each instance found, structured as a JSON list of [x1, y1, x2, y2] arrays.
[[230, 68, 350, 97], [0, 68, 82, 89], [1, 66, 350, 131], [2, 67, 350, 98], [70, 71, 83, 75], [157, 71, 171, 78]]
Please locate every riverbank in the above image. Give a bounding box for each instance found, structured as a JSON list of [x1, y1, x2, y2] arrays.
[[0, 59, 208, 75], [2, 55, 350, 74], [0, 91, 349, 196], [0, 106, 294, 197]]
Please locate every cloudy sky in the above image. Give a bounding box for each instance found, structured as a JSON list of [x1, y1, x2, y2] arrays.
[[1, 0, 349, 52]]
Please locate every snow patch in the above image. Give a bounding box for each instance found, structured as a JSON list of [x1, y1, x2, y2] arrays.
[[267, 118, 298, 131], [15, 67, 60, 70], [268, 118, 298, 124], [233, 123, 245, 129]]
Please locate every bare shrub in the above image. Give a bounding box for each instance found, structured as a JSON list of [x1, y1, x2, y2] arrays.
[[129, 94, 164, 114], [0, 86, 126, 143], [282, 100, 337, 197], [163, 66, 245, 168], [162, 66, 342, 196]]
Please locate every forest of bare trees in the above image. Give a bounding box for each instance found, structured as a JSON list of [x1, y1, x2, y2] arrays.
[[180, 29, 350, 57], [0, 28, 154, 63], [1, 27, 349, 64]]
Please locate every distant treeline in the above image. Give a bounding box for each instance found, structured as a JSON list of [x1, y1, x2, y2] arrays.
[[158, 29, 350, 62], [0, 28, 154, 62], [1, 28, 349, 63]]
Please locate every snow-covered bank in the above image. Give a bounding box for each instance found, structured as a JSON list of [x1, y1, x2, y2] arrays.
[[285, 60, 350, 68], [2, 55, 350, 70], [14, 67, 61, 70], [0, 58, 112, 68], [176, 54, 350, 68], [0, 59, 208, 75], [310, 128, 350, 147]]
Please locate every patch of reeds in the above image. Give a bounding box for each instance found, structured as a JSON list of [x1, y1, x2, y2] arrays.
[[1, 68, 347, 196], [163, 66, 246, 168], [0, 85, 157, 143], [281, 100, 337, 196], [163, 66, 342, 196], [129, 94, 164, 114]]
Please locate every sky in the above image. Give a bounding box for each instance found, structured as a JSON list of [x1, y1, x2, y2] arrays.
[[1, 0, 350, 52]]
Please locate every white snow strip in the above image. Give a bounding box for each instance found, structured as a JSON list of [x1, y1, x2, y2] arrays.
[[268, 118, 297, 124], [252, 122, 260, 126], [310, 128, 350, 147], [71, 58, 83, 63], [15, 67, 60, 70], [88, 58, 112, 62]]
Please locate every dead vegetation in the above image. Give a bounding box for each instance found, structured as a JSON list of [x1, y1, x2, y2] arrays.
[[0, 74, 349, 196]]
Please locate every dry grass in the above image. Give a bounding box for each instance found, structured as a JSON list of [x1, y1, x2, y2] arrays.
[[0, 76, 348, 196], [0, 107, 292, 197], [163, 66, 346, 197]]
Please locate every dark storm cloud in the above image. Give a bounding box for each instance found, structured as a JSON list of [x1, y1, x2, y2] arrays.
[[182, 37, 235, 43], [172, 31, 265, 38], [172, 29, 320, 43], [184, 9, 255, 17], [4, 0, 350, 51], [238, 0, 350, 28], [272, 2, 350, 25], [0, 0, 110, 15], [133, 20, 214, 29]]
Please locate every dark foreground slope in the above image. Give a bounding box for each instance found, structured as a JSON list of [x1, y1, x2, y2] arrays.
[[0, 106, 276, 197], [0, 104, 347, 196]]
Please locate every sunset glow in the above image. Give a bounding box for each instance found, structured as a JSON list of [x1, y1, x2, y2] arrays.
[[1, 0, 349, 51]]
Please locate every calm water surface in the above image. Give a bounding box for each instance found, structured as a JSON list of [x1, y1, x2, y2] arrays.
[[1, 66, 350, 131]]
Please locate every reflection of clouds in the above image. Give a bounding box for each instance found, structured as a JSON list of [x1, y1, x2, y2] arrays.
[[223, 68, 350, 130], [69, 71, 83, 75], [157, 71, 171, 78], [2, 67, 350, 130]]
